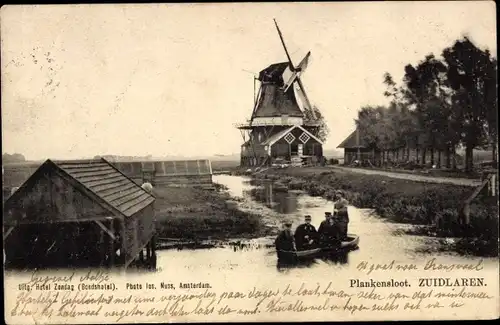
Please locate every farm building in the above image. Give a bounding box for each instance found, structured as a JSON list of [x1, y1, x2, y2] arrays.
[[110, 159, 213, 188], [337, 127, 462, 168], [3, 158, 157, 269], [336, 128, 377, 165]]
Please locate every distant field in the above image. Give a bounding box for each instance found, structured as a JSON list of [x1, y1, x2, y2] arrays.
[[210, 160, 239, 171]]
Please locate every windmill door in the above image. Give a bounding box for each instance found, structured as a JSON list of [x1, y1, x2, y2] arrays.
[[298, 144, 303, 157]]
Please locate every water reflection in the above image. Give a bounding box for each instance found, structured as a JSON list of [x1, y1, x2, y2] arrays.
[[276, 250, 350, 272], [246, 180, 299, 214], [212, 175, 497, 270]]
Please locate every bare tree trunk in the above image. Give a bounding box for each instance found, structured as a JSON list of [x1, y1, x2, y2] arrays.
[[445, 146, 451, 168], [430, 148, 435, 166], [437, 150, 441, 168], [416, 147, 420, 164], [492, 141, 498, 165], [465, 144, 474, 173], [451, 146, 457, 169], [421, 148, 426, 165]]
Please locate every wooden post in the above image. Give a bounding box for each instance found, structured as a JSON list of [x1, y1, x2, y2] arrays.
[[133, 219, 138, 265], [489, 173, 496, 196], [99, 228, 105, 267], [139, 250, 144, 264], [109, 219, 115, 267], [120, 218, 128, 269], [151, 234, 157, 268], [70, 224, 78, 264], [460, 174, 492, 225], [356, 128, 360, 161]]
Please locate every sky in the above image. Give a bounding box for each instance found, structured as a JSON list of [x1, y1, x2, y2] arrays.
[[1, 2, 497, 160]]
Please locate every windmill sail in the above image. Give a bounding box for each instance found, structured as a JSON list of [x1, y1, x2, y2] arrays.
[[274, 19, 295, 69], [283, 51, 311, 93], [282, 66, 294, 88], [295, 78, 317, 120]]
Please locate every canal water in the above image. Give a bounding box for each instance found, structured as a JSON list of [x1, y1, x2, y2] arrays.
[[153, 175, 498, 274], [4, 174, 498, 323]]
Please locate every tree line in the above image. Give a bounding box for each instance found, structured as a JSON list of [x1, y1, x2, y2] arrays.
[[2, 153, 26, 163], [356, 37, 497, 172]]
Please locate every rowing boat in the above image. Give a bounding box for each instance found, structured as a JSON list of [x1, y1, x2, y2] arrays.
[[277, 234, 360, 260]]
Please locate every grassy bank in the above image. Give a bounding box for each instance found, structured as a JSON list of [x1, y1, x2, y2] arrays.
[[255, 167, 498, 257], [152, 185, 271, 241]]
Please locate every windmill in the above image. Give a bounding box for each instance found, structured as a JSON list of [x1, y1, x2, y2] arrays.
[[273, 19, 317, 121], [235, 19, 325, 168]]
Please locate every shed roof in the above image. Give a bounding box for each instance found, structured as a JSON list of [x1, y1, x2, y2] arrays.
[[337, 129, 367, 149], [5, 158, 155, 219], [54, 159, 155, 217], [337, 129, 430, 149]]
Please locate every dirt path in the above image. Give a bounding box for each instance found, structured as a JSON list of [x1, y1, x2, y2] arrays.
[[331, 166, 482, 187]]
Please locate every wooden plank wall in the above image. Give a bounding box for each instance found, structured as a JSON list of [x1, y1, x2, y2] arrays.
[[4, 170, 112, 225], [122, 204, 155, 267]]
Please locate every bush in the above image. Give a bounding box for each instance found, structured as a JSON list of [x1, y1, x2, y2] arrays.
[[288, 179, 306, 190]]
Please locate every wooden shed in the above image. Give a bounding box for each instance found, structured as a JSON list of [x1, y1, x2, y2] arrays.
[[3, 158, 156, 269], [337, 128, 379, 165], [337, 128, 458, 167], [112, 159, 213, 188]]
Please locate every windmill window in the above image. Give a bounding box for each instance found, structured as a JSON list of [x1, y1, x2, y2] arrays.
[[284, 133, 296, 144], [299, 132, 311, 144]]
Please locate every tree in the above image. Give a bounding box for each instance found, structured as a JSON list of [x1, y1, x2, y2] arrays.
[[442, 37, 497, 172], [383, 73, 418, 162], [355, 105, 398, 165], [401, 54, 452, 167], [483, 58, 498, 164], [2, 153, 26, 163], [305, 105, 330, 143]]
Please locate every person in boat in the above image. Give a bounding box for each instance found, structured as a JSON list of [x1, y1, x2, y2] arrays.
[[294, 215, 318, 250], [275, 220, 296, 253], [318, 211, 332, 234], [333, 190, 349, 240], [318, 212, 341, 248]]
